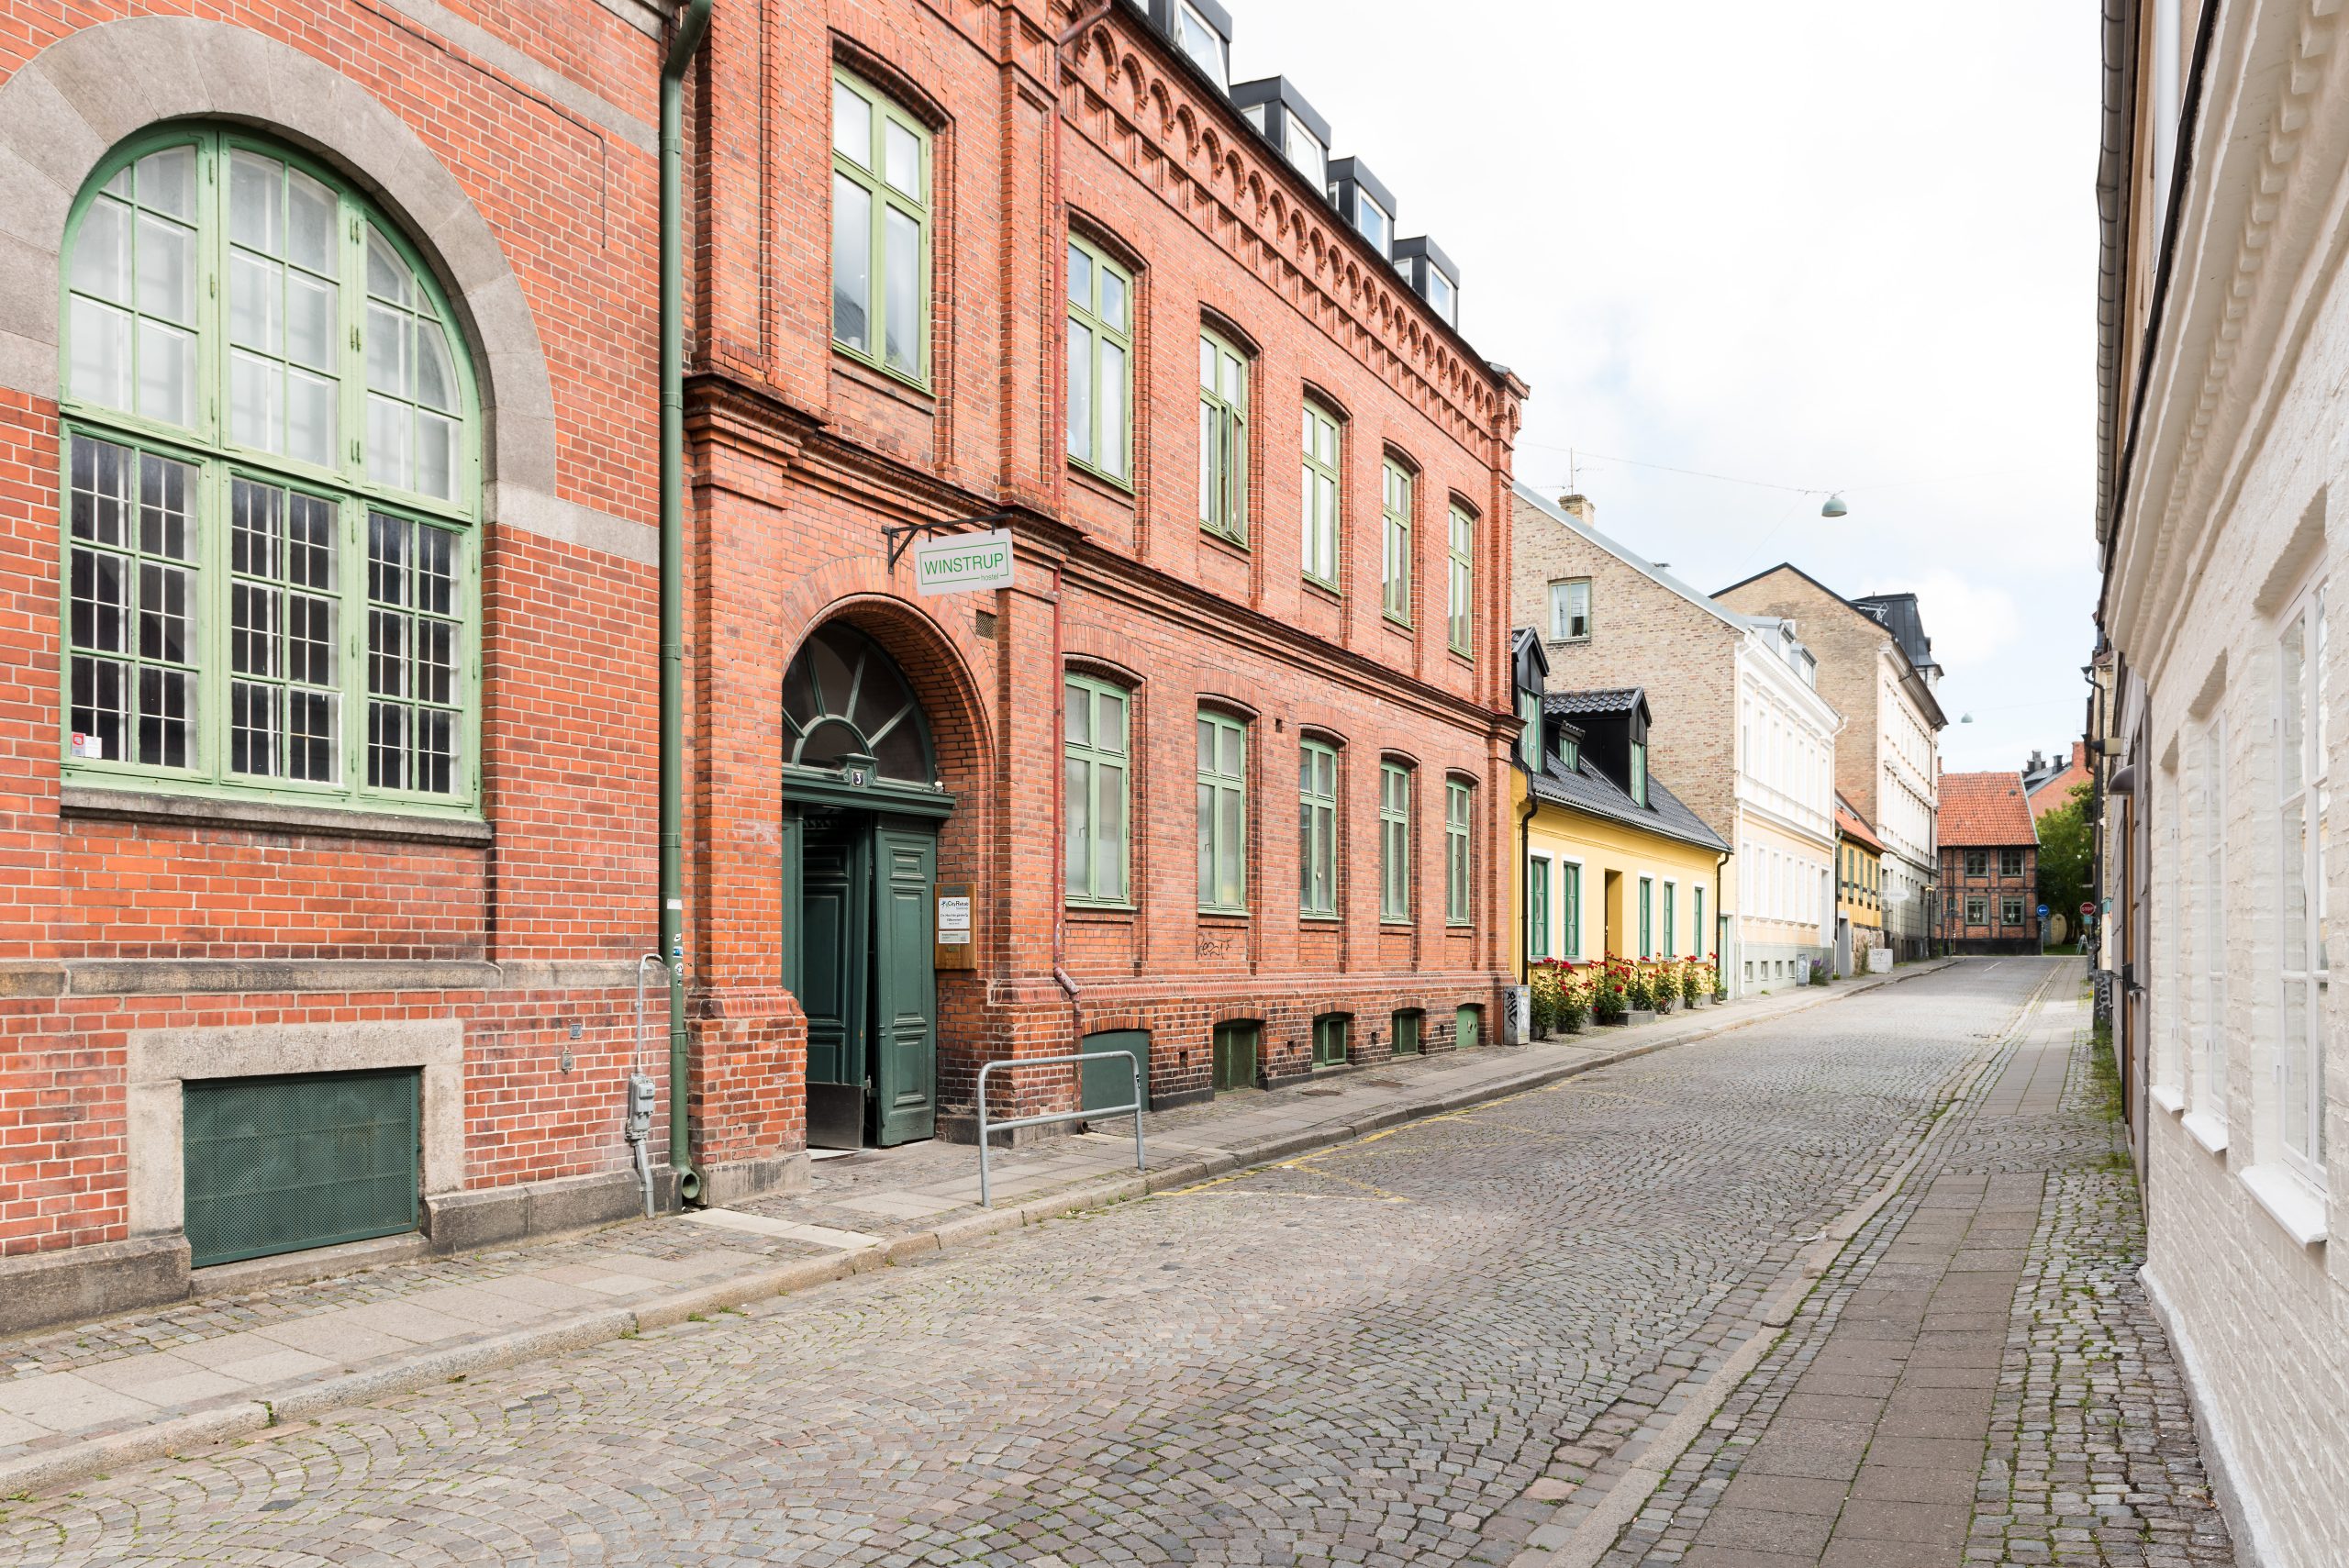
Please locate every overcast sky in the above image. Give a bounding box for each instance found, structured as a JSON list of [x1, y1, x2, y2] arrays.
[[1230, 0, 2098, 775]]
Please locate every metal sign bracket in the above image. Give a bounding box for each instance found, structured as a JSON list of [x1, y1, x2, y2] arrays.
[[885, 510, 1019, 571]]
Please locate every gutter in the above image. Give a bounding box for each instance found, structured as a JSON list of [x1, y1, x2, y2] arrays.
[[660, 0, 713, 1204], [2094, 0, 2137, 545]]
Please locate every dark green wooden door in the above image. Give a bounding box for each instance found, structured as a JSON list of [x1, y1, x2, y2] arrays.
[[1211, 1022, 1259, 1092], [1080, 1029, 1150, 1113], [802, 818, 869, 1091], [184, 1070, 419, 1268], [871, 824, 936, 1145], [1391, 1010, 1422, 1055]]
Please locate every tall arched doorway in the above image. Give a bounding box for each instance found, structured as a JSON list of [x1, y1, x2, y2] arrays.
[[780, 622, 952, 1148]]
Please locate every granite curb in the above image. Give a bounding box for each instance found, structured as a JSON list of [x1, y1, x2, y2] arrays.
[[0, 960, 1951, 1503]]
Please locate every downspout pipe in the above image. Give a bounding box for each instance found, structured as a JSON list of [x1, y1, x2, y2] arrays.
[[661, 0, 712, 1205]]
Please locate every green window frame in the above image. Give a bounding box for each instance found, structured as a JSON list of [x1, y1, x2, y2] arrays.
[[1298, 738, 1338, 917], [1447, 504, 1475, 656], [1379, 761, 1411, 922], [831, 69, 930, 385], [1445, 778, 1473, 926], [1301, 398, 1341, 589], [1064, 673, 1130, 906], [1390, 1008, 1423, 1056], [1528, 853, 1550, 960], [1066, 237, 1130, 483], [1561, 861, 1583, 959], [1199, 328, 1249, 543], [1662, 882, 1676, 960], [1692, 885, 1706, 959], [1638, 876, 1654, 958], [60, 127, 480, 813], [1630, 739, 1649, 808], [1311, 1012, 1349, 1067], [1197, 709, 1248, 912], [1381, 458, 1412, 623]]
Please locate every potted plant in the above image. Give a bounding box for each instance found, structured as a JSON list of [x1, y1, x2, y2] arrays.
[[1682, 961, 1706, 1008], [1653, 959, 1680, 1015], [1593, 959, 1631, 1026], [1623, 963, 1658, 1026], [1557, 965, 1590, 1034]]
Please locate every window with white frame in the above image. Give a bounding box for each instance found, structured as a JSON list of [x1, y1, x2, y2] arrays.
[[2193, 716, 2228, 1121], [1549, 578, 1589, 642], [2277, 586, 2328, 1183]]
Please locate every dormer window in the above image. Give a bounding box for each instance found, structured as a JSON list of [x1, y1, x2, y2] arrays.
[[1425, 267, 1456, 326], [1630, 739, 1648, 807], [1283, 111, 1326, 189], [1328, 158, 1397, 261], [1231, 77, 1332, 196], [1356, 191, 1392, 257], [1395, 237, 1461, 330], [1174, 0, 1229, 87]]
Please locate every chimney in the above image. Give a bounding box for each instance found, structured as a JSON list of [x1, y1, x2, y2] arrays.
[[2027, 749, 2044, 773], [1556, 493, 1595, 527]]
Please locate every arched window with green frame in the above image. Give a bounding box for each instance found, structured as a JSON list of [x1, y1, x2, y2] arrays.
[[59, 125, 481, 810]]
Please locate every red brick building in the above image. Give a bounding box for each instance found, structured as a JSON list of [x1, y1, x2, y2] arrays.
[[2022, 740, 2091, 821], [1936, 772, 2041, 954], [0, 0, 1522, 1327]]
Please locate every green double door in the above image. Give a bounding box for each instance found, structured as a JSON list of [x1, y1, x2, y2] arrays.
[[796, 809, 938, 1147]]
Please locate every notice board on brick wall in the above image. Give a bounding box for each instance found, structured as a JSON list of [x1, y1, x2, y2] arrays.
[[935, 882, 974, 971]]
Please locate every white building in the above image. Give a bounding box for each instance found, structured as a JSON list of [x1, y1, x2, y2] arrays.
[[1732, 616, 1845, 988], [2096, 2, 2349, 1562]]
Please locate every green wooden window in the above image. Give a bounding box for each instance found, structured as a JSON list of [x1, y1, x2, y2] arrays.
[[1379, 761, 1411, 921], [832, 70, 929, 384], [1301, 400, 1341, 587], [1692, 885, 1706, 959], [1199, 328, 1249, 542], [1064, 674, 1130, 905], [1066, 238, 1130, 482], [1298, 739, 1338, 917], [1561, 861, 1583, 959], [1445, 778, 1473, 926], [1447, 504, 1475, 655], [1517, 689, 1542, 770], [1211, 1019, 1260, 1090], [1662, 882, 1676, 960], [1528, 854, 1550, 960], [1639, 876, 1654, 958], [61, 128, 479, 810], [1381, 458, 1412, 622], [1197, 709, 1248, 912], [1311, 1012, 1349, 1067], [1391, 1008, 1422, 1055], [1630, 739, 1649, 807]]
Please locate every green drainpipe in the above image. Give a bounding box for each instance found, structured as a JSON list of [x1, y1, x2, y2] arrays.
[[662, 0, 711, 1204]]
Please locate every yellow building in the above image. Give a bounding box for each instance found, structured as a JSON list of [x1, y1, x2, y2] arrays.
[[1510, 637, 1731, 971], [1833, 791, 1885, 973]]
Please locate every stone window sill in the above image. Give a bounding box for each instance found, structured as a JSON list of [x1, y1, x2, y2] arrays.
[[2241, 1163, 2329, 1248], [2182, 1110, 2230, 1157], [2149, 1084, 2187, 1115], [61, 784, 493, 848]]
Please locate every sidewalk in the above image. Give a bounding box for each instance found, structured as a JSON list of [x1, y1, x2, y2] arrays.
[[0, 963, 1946, 1499]]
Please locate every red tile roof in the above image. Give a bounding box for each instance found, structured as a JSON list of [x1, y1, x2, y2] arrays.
[[1939, 771, 2039, 847], [2027, 740, 2092, 820], [1833, 793, 1883, 853]]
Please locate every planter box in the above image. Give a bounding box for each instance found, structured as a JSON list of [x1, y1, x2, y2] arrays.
[[1594, 1013, 1629, 1028], [1625, 1007, 1657, 1026]]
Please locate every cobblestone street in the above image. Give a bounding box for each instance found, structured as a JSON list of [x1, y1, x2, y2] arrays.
[[0, 962, 2229, 1567]]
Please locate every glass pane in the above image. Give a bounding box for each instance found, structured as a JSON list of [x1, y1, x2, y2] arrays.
[[884, 121, 920, 196], [69, 548, 125, 652], [1068, 244, 1092, 311], [1065, 681, 1091, 747], [69, 654, 126, 762], [1197, 717, 1213, 772], [1199, 336, 1216, 390], [69, 295, 131, 411], [414, 524, 454, 615], [2286, 796, 2310, 971], [71, 197, 130, 305], [136, 214, 194, 325], [1066, 320, 1092, 462], [1219, 351, 1242, 403], [137, 146, 195, 221], [370, 511, 408, 606], [1198, 402, 1216, 521], [417, 617, 456, 705], [230, 681, 277, 776], [230, 581, 279, 677], [229, 150, 283, 256], [833, 82, 872, 164], [2282, 611, 2307, 795], [1099, 692, 1126, 755], [1100, 340, 1127, 478], [416, 410, 457, 499], [138, 665, 191, 768], [287, 493, 336, 591], [1197, 781, 1214, 895], [229, 350, 282, 451], [415, 320, 457, 411], [882, 207, 919, 374], [136, 319, 194, 428], [1101, 268, 1126, 332], [831, 174, 870, 352], [139, 451, 191, 559], [1066, 754, 1091, 890], [1218, 787, 1243, 906], [289, 688, 337, 782], [287, 272, 337, 371], [367, 301, 407, 394], [137, 565, 188, 665], [287, 169, 337, 274], [366, 228, 411, 306], [287, 369, 337, 469], [287, 588, 335, 686], [229, 251, 281, 352], [1099, 765, 1127, 899], [367, 700, 406, 788], [1219, 723, 1241, 778], [368, 394, 407, 487]]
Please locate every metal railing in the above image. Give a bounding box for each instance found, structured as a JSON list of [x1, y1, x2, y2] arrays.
[[975, 1051, 1145, 1208]]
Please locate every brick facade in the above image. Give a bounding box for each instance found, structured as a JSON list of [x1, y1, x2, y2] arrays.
[[1935, 845, 2039, 953], [0, 0, 1522, 1319]]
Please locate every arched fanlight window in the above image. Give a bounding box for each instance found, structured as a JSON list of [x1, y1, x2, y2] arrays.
[[782, 623, 935, 785], [58, 126, 479, 810]]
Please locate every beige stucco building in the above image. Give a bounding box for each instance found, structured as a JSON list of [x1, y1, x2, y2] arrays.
[[2094, 3, 2349, 1561], [1714, 566, 1944, 958], [1510, 486, 1842, 992]]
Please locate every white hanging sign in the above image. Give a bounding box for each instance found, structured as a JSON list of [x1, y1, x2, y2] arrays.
[[913, 529, 1016, 596]]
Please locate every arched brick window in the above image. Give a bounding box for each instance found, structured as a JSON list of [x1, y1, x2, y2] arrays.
[[61, 126, 480, 809]]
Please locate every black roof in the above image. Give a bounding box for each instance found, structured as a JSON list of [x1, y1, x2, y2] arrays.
[[1851, 593, 1939, 673], [1543, 687, 1642, 717], [1531, 747, 1729, 854]]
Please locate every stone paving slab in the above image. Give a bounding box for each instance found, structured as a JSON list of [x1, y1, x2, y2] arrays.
[[0, 963, 1945, 1505]]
